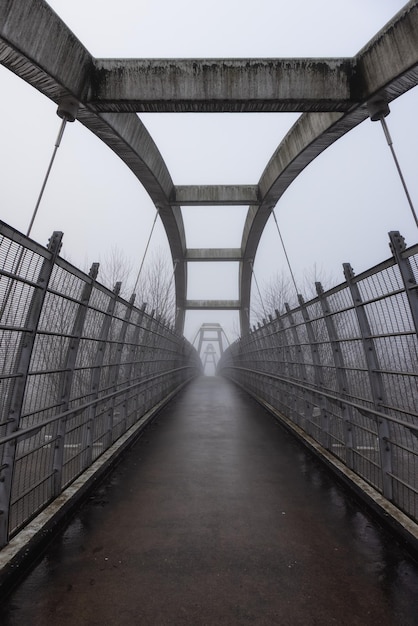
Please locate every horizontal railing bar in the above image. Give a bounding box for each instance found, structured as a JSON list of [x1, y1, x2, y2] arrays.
[[387, 473, 418, 495], [226, 366, 418, 434], [10, 471, 55, 506], [390, 439, 418, 456], [0, 366, 195, 447]]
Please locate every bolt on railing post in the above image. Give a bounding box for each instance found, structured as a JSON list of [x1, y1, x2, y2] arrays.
[[315, 283, 355, 468], [0, 231, 63, 547], [388, 231, 418, 336], [52, 262, 99, 496], [343, 263, 393, 500]]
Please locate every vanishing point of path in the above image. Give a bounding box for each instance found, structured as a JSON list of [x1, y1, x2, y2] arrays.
[[1, 376, 418, 625]]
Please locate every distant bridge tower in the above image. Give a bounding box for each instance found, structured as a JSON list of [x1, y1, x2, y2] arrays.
[[193, 323, 229, 372], [202, 343, 217, 369]]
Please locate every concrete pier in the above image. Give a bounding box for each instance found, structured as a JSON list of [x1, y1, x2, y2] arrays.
[[1, 377, 417, 625]]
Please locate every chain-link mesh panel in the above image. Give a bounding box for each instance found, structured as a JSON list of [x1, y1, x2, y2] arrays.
[[220, 240, 418, 525], [0, 224, 201, 543]]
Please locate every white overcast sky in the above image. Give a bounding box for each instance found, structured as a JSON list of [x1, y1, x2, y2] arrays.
[[0, 0, 417, 343]]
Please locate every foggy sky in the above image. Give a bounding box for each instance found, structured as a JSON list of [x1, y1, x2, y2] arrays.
[[0, 0, 416, 343]]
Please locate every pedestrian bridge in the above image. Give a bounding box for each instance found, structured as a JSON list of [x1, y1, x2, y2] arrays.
[[1, 2, 418, 622], [0, 220, 417, 623]]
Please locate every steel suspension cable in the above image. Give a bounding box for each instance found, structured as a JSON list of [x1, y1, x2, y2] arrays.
[[1, 115, 70, 324], [27, 117, 68, 237], [379, 117, 418, 230]]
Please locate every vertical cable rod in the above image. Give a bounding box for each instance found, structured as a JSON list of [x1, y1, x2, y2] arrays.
[[379, 117, 418, 230], [272, 210, 299, 297], [1, 113, 71, 323], [27, 117, 68, 237]]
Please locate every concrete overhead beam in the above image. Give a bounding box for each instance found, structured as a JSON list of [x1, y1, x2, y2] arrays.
[[91, 58, 354, 113], [173, 186, 259, 206], [186, 249, 242, 262], [186, 300, 241, 310], [0, 0, 93, 103], [356, 1, 418, 102]]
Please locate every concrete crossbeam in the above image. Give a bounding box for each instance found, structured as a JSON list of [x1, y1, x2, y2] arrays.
[[186, 249, 242, 262], [186, 300, 241, 310], [91, 58, 354, 113], [173, 186, 259, 206]]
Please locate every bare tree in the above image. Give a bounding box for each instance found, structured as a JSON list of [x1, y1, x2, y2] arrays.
[[95, 247, 176, 326], [97, 247, 135, 299], [251, 265, 338, 327], [135, 249, 176, 325], [251, 270, 296, 326]]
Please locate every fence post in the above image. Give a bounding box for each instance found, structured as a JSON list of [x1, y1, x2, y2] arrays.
[[0, 231, 63, 547], [298, 294, 331, 450], [274, 310, 292, 418], [143, 310, 157, 411], [388, 231, 418, 336], [52, 263, 99, 496], [123, 303, 147, 428], [284, 303, 310, 430], [85, 282, 121, 465], [343, 263, 393, 500], [106, 293, 136, 442], [315, 283, 355, 468]]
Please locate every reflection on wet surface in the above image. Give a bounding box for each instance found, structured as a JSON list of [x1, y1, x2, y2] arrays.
[[1, 377, 418, 625]]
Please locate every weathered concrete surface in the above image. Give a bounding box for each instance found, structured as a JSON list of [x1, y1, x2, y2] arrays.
[[0, 0, 91, 102], [357, 1, 418, 101], [92, 58, 354, 113], [172, 185, 260, 206], [186, 300, 241, 310], [186, 249, 242, 262], [1, 377, 417, 625]]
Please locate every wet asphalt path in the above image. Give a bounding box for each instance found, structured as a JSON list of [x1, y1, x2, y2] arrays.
[[1, 376, 418, 625]]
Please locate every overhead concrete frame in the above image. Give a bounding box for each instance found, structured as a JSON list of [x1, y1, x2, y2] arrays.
[[1, 0, 418, 334]]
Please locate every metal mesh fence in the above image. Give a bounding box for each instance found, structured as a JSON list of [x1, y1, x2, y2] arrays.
[[0, 221, 201, 545], [220, 230, 418, 525]]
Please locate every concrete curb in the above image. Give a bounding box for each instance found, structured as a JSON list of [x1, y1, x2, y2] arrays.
[[0, 381, 191, 599], [239, 386, 418, 556]]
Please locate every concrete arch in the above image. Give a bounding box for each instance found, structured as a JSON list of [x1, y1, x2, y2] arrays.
[[2, 0, 418, 334], [239, 1, 418, 331], [0, 0, 188, 329]]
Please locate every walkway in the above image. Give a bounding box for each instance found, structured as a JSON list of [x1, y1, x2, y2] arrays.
[[1, 377, 418, 625]]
